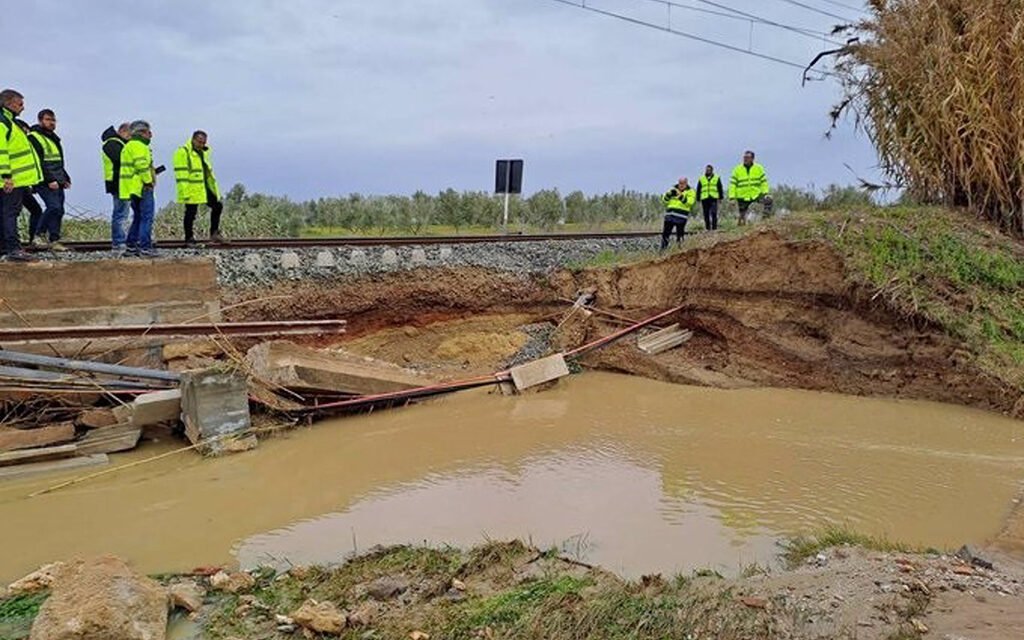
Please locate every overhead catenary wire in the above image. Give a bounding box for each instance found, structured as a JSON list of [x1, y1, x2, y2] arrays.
[[772, 0, 858, 22], [628, 0, 844, 44], [547, 0, 835, 77], [814, 0, 868, 14]]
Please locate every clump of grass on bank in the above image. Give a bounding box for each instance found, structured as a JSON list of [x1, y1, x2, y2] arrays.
[[0, 591, 48, 640], [781, 525, 922, 568], [781, 207, 1024, 385]]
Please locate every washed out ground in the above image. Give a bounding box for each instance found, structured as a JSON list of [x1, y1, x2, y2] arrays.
[[2, 207, 1024, 637]]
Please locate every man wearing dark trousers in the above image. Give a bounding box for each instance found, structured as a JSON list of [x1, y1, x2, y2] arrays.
[[13, 119, 44, 243], [696, 164, 724, 231], [173, 130, 223, 246], [102, 122, 131, 254], [660, 177, 696, 251], [0, 89, 42, 262], [28, 109, 72, 251]]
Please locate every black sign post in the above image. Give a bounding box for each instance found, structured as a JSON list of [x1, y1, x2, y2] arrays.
[[495, 159, 524, 231]]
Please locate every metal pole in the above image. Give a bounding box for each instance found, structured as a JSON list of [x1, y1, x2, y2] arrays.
[[502, 192, 511, 232], [502, 160, 512, 232]]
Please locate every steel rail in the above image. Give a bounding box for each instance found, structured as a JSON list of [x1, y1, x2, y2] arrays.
[[48, 231, 660, 253], [0, 320, 347, 343]]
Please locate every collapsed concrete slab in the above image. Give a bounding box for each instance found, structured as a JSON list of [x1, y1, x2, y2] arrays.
[[180, 369, 254, 456], [509, 353, 570, 391], [246, 340, 427, 396]]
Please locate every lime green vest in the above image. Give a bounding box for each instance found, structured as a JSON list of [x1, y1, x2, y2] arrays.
[[698, 174, 721, 201], [729, 163, 770, 201], [662, 187, 696, 214], [102, 136, 125, 182], [173, 142, 220, 204], [119, 137, 153, 199], [0, 109, 43, 188]]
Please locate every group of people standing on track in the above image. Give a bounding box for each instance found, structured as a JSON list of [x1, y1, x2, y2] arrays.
[[660, 150, 773, 250], [0, 87, 224, 262]]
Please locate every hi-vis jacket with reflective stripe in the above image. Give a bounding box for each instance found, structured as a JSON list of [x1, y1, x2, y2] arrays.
[[662, 186, 696, 216], [119, 137, 154, 199], [29, 126, 70, 184], [173, 142, 220, 204], [0, 108, 43, 188], [697, 174, 723, 201], [728, 163, 770, 201]]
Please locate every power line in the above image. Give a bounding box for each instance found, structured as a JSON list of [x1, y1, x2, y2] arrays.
[[773, 0, 857, 21], [630, 0, 837, 41], [816, 0, 868, 14], [547, 0, 834, 76], [690, 0, 845, 45]]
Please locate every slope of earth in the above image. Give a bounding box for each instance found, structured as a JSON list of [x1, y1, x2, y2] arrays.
[[553, 207, 1024, 417]]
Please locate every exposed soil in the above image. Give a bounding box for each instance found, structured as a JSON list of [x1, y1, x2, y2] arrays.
[[226, 231, 1022, 417]]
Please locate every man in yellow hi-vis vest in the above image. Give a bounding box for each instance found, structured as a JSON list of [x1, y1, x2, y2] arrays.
[[660, 177, 696, 250], [696, 164, 724, 231], [173, 130, 223, 246], [28, 108, 72, 250], [0, 88, 42, 262], [729, 150, 773, 226]]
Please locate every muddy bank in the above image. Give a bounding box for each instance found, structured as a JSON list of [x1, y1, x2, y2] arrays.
[[4, 540, 1023, 640], [225, 230, 1022, 416]]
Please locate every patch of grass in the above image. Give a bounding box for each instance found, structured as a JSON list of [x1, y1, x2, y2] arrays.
[[458, 575, 592, 630], [565, 247, 662, 271], [781, 525, 921, 568], [788, 206, 1024, 387], [0, 592, 49, 640]]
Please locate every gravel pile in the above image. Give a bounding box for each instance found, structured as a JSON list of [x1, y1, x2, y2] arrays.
[[28, 237, 657, 288], [503, 322, 556, 368]]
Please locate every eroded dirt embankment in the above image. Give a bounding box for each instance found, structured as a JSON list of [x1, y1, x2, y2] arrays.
[[227, 231, 1021, 416]]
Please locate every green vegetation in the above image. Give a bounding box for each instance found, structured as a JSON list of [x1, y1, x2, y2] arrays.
[[39, 182, 871, 241], [0, 592, 48, 640], [781, 525, 922, 568], [790, 207, 1024, 384]]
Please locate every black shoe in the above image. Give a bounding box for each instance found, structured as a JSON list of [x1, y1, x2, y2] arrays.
[[6, 251, 37, 262]]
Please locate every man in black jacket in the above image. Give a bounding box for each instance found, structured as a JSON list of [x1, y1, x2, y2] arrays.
[[102, 122, 131, 253], [28, 109, 71, 251]]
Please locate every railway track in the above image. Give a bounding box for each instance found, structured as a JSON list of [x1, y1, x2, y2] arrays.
[[51, 231, 659, 252]]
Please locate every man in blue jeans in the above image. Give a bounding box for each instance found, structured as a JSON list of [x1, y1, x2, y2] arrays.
[[101, 122, 131, 255], [28, 109, 71, 251], [120, 120, 157, 257]]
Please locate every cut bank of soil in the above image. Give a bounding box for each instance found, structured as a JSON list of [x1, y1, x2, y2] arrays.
[[227, 231, 1022, 417]]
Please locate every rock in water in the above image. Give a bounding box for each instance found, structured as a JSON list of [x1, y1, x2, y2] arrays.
[[291, 599, 346, 635], [29, 556, 168, 640], [168, 580, 206, 613], [209, 570, 256, 594]]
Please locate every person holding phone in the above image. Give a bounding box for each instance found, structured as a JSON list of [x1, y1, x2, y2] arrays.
[[119, 120, 158, 257]]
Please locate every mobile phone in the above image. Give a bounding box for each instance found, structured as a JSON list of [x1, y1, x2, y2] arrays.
[[154, 165, 166, 175]]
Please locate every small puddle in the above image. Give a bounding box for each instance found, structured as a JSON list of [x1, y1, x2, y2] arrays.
[[1, 372, 1023, 581]]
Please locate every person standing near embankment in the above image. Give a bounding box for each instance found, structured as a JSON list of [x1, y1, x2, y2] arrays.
[[729, 150, 772, 226], [28, 109, 72, 251], [102, 122, 131, 255], [697, 164, 723, 231], [0, 89, 42, 262], [119, 120, 157, 257], [174, 130, 224, 246], [13, 118, 44, 244], [660, 177, 696, 250]]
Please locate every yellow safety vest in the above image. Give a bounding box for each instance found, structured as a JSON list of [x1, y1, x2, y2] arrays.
[[662, 187, 696, 215], [728, 163, 770, 201], [0, 109, 43, 188], [102, 136, 125, 182], [698, 175, 721, 201], [173, 142, 220, 204], [119, 137, 154, 199]]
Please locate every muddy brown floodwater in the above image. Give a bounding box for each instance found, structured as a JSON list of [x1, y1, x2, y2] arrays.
[[2, 372, 1024, 582]]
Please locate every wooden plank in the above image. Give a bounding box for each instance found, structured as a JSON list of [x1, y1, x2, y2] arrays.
[[0, 443, 78, 467], [509, 354, 571, 391], [76, 425, 141, 455], [0, 423, 76, 452], [0, 453, 109, 481]]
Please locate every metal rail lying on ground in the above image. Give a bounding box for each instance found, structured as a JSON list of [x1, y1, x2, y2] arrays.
[[0, 320, 347, 343], [53, 231, 660, 252]]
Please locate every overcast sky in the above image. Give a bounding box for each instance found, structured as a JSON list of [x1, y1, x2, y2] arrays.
[[8, 0, 875, 213]]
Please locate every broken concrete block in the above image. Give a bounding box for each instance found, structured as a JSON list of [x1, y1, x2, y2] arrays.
[[180, 369, 252, 456], [246, 340, 426, 395], [76, 408, 119, 430], [75, 425, 142, 456], [509, 354, 571, 391], [127, 388, 182, 427]]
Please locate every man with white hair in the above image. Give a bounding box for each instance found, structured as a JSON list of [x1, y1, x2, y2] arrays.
[[119, 120, 157, 257]]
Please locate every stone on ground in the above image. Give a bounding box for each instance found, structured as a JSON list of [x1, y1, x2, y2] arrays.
[[29, 556, 168, 640], [167, 580, 205, 613], [209, 570, 255, 594], [290, 599, 346, 635], [6, 562, 65, 596]]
